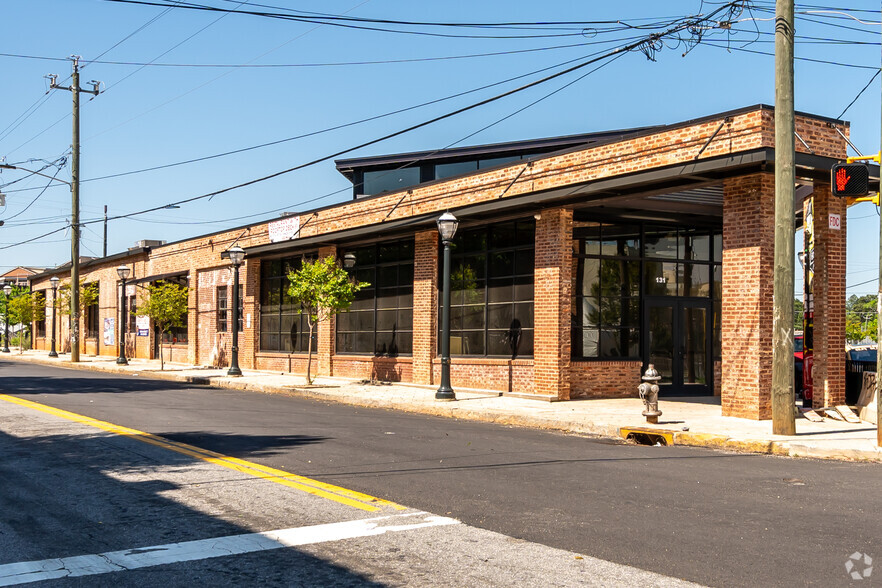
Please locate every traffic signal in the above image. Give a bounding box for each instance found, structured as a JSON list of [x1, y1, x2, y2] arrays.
[[831, 163, 869, 197]]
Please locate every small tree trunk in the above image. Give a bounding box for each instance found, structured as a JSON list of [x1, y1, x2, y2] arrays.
[[306, 320, 315, 384], [160, 330, 166, 371]]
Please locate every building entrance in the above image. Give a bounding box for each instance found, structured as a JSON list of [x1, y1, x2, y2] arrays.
[[644, 298, 712, 395]]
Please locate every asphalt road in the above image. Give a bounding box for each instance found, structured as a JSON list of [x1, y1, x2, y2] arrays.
[[1, 360, 879, 587]]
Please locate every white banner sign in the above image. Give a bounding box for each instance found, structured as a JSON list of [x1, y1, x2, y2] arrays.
[[136, 315, 150, 337], [268, 216, 301, 243]]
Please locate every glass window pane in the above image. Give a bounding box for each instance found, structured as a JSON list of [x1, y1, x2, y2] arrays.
[[679, 263, 710, 297], [513, 277, 533, 302], [459, 229, 486, 254], [513, 302, 533, 328], [362, 167, 421, 195], [579, 258, 600, 298], [377, 309, 398, 331], [396, 333, 413, 355], [489, 223, 516, 249], [435, 160, 477, 179], [644, 261, 677, 296], [645, 228, 679, 259], [713, 233, 723, 263], [461, 304, 485, 330], [336, 332, 352, 353], [397, 310, 413, 332], [398, 264, 414, 286], [600, 225, 641, 257], [518, 329, 534, 357], [488, 251, 514, 277], [487, 304, 513, 330], [515, 249, 534, 275], [479, 156, 521, 169], [487, 278, 513, 303], [377, 288, 398, 309], [682, 234, 710, 261], [577, 296, 600, 327], [579, 328, 599, 357], [713, 265, 722, 300]]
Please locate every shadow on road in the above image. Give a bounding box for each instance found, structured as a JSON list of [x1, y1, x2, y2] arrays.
[[0, 428, 386, 586]]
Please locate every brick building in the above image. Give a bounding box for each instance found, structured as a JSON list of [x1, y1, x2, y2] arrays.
[[28, 104, 849, 419]]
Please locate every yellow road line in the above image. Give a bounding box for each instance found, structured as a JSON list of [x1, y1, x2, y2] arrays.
[[0, 394, 404, 512]]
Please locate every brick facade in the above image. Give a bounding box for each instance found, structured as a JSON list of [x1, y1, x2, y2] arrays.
[[27, 106, 848, 419], [809, 183, 847, 407]]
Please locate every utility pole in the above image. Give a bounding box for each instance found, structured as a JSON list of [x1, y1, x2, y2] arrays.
[[103, 205, 108, 257], [772, 0, 797, 434], [877, 0, 882, 446], [49, 56, 100, 363]]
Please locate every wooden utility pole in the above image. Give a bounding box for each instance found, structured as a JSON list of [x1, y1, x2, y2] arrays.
[[877, 0, 882, 446], [772, 0, 797, 435], [49, 56, 100, 363]]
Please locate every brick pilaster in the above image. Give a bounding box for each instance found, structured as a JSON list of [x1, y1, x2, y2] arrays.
[[412, 230, 439, 384], [810, 183, 847, 407], [317, 246, 337, 376], [533, 207, 572, 400], [242, 258, 260, 370], [721, 173, 775, 419]]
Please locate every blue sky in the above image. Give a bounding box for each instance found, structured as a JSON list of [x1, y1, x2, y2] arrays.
[[1, 0, 880, 296]]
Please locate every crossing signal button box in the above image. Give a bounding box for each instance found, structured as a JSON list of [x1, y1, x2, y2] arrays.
[[831, 163, 869, 197]]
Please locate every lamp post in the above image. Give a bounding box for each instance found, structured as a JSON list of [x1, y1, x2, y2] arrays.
[[49, 276, 59, 357], [227, 246, 245, 377], [436, 211, 458, 401], [2, 284, 11, 353], [116, 265, 131, 365]]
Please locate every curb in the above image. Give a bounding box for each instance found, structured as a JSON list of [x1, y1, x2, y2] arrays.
[[4, 353, 881, 463]]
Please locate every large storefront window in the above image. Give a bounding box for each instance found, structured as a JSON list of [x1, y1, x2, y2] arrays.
[[573, 224, 722, 361], [85, 284, 100, 339], [34, 291, 46, 338], [338, 239, 414, 356], [573, 225, 641, 359], [442, 220, 534, 358], [259, 256, 314, 352]]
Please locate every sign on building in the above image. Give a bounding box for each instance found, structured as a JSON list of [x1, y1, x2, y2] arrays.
[[268, 216, 301, 243], [136, 315, 150, 337]]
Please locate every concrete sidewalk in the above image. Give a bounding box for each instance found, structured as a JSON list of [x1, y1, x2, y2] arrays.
[[3, 349, 881, 463]]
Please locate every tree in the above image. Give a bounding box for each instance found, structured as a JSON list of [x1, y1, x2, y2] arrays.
[[793, 298, 804, 331], [7, 290, 45, 353], [135, 281, 189, 370], [57, 281, 99, 316], [846, 294, 877, 343], [287, 256, 368, 384]]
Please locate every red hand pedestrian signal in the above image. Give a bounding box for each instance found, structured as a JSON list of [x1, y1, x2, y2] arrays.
[[831, 163, 869, 197], [835, 167, 850, 192]]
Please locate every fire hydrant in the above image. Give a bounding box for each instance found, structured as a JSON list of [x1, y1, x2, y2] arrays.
[[638, 364, 662, 424]]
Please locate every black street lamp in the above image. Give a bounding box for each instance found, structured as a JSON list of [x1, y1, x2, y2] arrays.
[[2, 284, 11, 353], [116, 265, 131, 365], [49, 276, 59, 357], [436, 211, 458, 401], [227, 246, 245, 377]]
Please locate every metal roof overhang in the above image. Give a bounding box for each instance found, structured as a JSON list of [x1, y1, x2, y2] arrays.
[[247, 148, 854, 257]]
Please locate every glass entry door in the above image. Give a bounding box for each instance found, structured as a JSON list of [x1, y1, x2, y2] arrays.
[[644, 299, 711, 395]]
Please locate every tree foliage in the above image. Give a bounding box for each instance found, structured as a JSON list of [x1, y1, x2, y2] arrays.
[[287, 256, 368, 384], [135, 281, 189, 370], [57, 281, 99, 316], [6, 289, 44, 353], [846, 294, 877, 343]]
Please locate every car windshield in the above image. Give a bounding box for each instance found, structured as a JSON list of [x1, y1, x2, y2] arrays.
[[849, 348, 877, 362]]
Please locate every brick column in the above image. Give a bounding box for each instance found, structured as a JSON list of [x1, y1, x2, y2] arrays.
[[810, 183, 846, 407], [317, 246, 337, 376], [721, 174, 775, 419], [243, 258, 260, 370], [533, 207, 572, 400], [187, 268, 198, 365], [412, 230, 439, 384]]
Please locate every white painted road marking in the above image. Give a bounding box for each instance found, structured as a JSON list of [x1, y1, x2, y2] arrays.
[[0, 513, 459, 586]]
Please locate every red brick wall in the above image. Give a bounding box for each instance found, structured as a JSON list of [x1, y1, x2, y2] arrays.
[[721, 174, 776, 419], [412, 230, 439, 385], [432, 358, 534, 394], [570, 361, 642, 398], [332, 356, 413, 382], [810, 183, 846, 407], [533, 208, 573, 399]]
